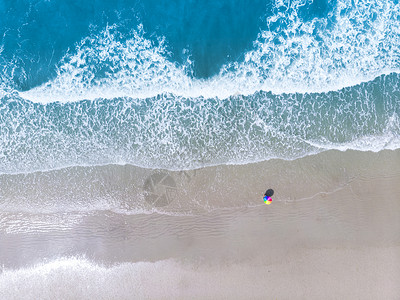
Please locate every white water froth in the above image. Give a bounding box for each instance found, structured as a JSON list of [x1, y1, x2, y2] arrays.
[[0, 256, 277, 299], [17, 0, 400, 103], [0, 257, 183, 299], [304, 114, 400, 152]]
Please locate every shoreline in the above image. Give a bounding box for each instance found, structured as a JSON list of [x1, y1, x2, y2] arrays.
[[1, 149, 399, 298], [1, 149, 399, 212], [1, 245, 399, 299]]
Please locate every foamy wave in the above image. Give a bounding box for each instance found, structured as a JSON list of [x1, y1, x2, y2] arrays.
[[1, 77, 399, 174], [1, 0, 399, 174], [15, 0, 400, 103], [0, 257, 183, 299], [304, 113, 400, 152], [225, 0, 400, 94], [0, 256, 276, 299]]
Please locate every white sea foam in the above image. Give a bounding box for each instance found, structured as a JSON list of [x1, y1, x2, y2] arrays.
[[15, 0, 400, 103], [1, 257, 260, 300], [0, 257, 180, 300], [0, 257, 256, 299], [0, 0, 399, 174], [0, 87, 399, 173], [304, 113, 400, 152]]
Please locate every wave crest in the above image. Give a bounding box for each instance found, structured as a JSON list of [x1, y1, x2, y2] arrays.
[[1, 74, 399, 174], [10, 0, 399, 103]]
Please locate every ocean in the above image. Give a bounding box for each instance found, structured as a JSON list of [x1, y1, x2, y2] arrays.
[[1, 0, 400, 298]]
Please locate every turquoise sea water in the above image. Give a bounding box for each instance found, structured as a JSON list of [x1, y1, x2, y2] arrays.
[[1, 0, 400, 173], [1, 1, 400, 297]]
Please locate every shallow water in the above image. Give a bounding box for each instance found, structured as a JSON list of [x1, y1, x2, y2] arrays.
[[1, 150, 399, 267], [1, 150, 400, 298], [1, 0, 400, 298]]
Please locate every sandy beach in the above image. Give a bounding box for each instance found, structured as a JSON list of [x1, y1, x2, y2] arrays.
[[1, 149, 399, 299], [1, 0, 400, 298]]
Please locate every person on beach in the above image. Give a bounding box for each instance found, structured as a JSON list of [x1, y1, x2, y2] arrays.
[[264, 189, 274, 205]]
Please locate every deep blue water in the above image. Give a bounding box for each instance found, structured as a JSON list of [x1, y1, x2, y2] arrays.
[[0, 0, 400, 173], [0, 0, 274, 86]]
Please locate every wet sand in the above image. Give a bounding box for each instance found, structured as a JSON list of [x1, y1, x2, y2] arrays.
[[0, 149, 400, 299]]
